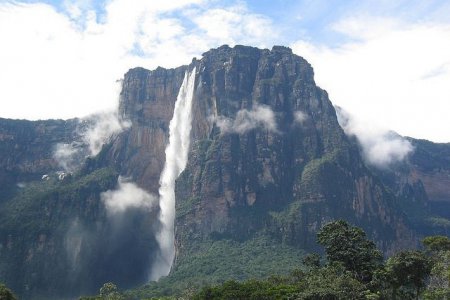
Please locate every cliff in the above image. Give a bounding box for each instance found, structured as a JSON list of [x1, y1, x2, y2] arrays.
[[0, 45, 449, 299]]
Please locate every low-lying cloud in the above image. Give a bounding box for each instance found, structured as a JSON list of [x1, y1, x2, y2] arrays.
[[212, 104, 277, 134], [53, 141, 85, 172], [101, 177, 157, 215], [294, 110, 308, 124], [336, 107, 413, 168], [82, 111, 131, 156], [54, 111, 130, 172]]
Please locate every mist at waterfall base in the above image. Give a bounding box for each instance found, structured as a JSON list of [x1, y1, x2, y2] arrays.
[[151, 68, 197, 280], [60, 176, 159, 298]]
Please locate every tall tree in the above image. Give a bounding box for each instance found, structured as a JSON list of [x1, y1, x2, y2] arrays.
[[386, 251, 433, 300], [423, 236, 450, 300], [423, 236, 450, 253], [317, 220, 382, 282]]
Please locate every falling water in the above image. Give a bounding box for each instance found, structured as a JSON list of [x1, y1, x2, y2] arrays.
[[151, 68, 196, 280]]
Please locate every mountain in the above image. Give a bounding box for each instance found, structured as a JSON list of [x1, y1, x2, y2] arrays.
[[0, 45, 449, 299]]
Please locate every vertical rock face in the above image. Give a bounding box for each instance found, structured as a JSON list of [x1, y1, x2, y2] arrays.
[[0, 118, 79, 200], [170, 45, 416, 260], [373, 138, 450, 232], [104, 66, 187, 193]]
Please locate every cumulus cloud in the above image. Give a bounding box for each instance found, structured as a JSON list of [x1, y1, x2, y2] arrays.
[[291, 17, 450, 142], [190, 3, 274, 47], [0, 0, 275, 120], [101, 176, 157, 215], [212, 104, 277, 134], [336, 107, 413, 168]]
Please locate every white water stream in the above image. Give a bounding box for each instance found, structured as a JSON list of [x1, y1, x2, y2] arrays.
[[151, 68, 196, 280]]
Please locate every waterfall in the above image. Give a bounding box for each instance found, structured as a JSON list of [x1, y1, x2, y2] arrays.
[[151, 67, 196, 280]]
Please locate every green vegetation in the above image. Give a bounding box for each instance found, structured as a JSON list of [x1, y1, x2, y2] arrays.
[[0, 167, 119, 299], [423, 236, 450, 299], [317, 220, 382, 282], [191, 221, 437, 299], [80, 282, 126, 300], [80, 220, 448, 300], [0, 167, 117, 234], [130, 236, 305, 298], [0, 283, 17, 300]]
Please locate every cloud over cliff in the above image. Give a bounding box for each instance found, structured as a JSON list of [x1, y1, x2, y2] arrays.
[[212, 104, 277, 134], [336, 107, 413, 168]]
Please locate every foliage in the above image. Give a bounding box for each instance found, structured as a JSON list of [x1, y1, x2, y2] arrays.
[[130, 236, 305, 298], [79, 282, 126, 300], [384, 251, 433, 299], [0, 283, 17, 300], [0, 167, 119, 299], [188, 225, 444, 300], [423, 237, 450, 298], [295, 263, 368, 300], [193, 279, 299, 300], [423, 236, 450, 253], [317, 220, 383, 282], [302, 253, 321, 269]]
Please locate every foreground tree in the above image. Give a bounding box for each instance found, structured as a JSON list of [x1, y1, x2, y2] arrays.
[[192, 223, 442, 300], [317, 220, 383, 282], [386, 250, 433, 300], [0, 283, 17, 300], [79, 282, 125, 300], [423, 236, 450, 253], [423, 236, 450, 299]]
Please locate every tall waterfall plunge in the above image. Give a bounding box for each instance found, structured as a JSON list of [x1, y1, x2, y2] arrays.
[[151, 68, 196, 280]]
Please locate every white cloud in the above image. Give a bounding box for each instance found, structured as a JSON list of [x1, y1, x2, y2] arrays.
[[294, 110, 308, 124], [101, 176, 157, 215], [336, 107, 413, 168], [190, 4, 275, 47], [0, 0, 275, 121], [212, 104, 277, 134], [82, 110, 131, 156], [53, 108, 130, 171], [3, 1, 448, 143], [54, 141, 84, 172], [292, 17, 450, 142]]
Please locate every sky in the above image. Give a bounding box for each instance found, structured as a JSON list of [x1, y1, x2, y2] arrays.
[[0, 0, 449, 142]]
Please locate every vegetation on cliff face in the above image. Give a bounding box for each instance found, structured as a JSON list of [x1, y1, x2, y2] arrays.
[[0, 167, 119, 299]]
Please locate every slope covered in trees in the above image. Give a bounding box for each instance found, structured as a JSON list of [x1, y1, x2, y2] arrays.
[[79, 220, 448, 299]]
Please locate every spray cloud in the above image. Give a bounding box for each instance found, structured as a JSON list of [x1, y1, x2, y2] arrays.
[[101, 176, 157, 215], [151, 68, 196, 280]]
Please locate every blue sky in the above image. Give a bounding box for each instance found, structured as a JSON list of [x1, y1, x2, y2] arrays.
[[0, 0, 450, 142]]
